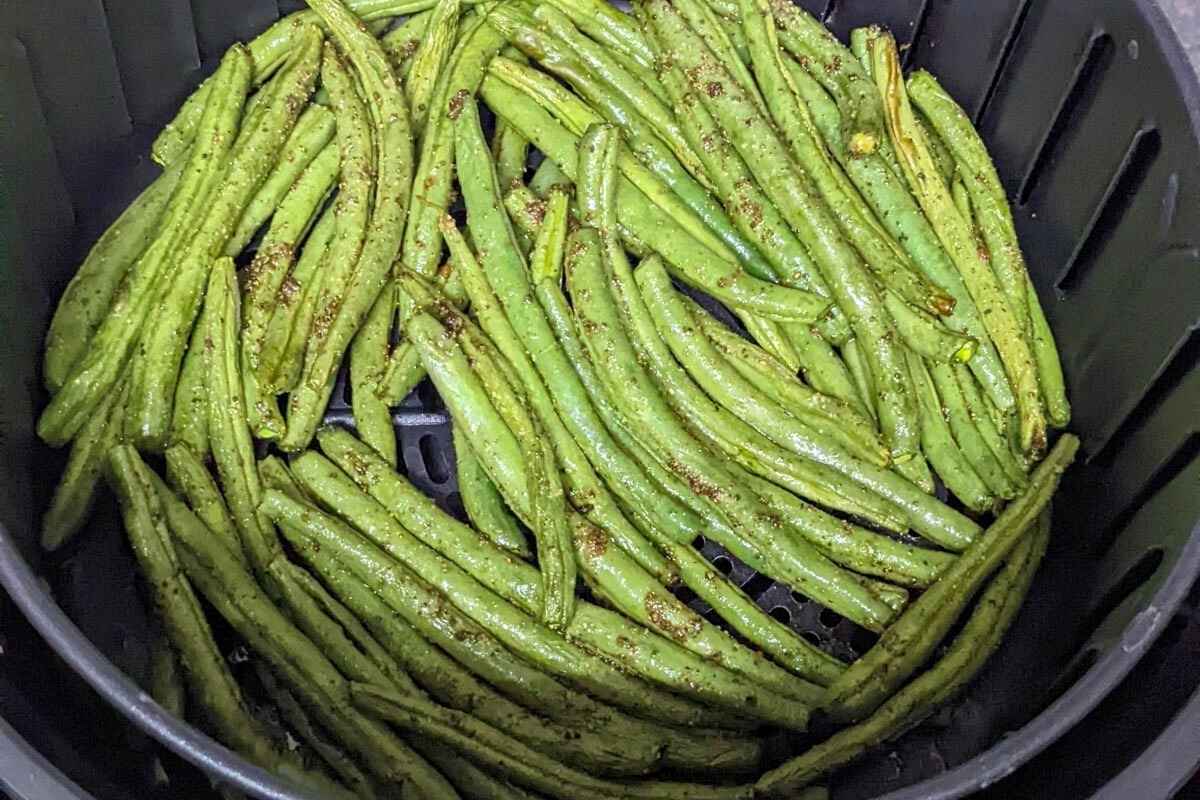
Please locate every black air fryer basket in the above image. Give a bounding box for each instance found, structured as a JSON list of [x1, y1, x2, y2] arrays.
[[1, 1, 1198, 798]]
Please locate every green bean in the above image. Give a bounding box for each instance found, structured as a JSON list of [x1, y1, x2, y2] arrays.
[[169, 294, 211, 459], [349, 290, 400, 467], [886, 293, 977, 363], [667, 0, 768, 115], [41, 373, 131, 551], [166, 489, 457, 798], [955, 363, 1030, 488], [906, 354, 995, 513], [265, 481, 765, 734], [44, 162, 185, 392], [689, 305, 889, 466], [128, 31, 322, 453], [453, 423, 531, 558], [1025, 275, 1071, 427], [351, 683, 754, 800], [454, 323, 578, 633], [245, 146, 341, 441], [840, 338, 876, 420], [649, 47, 852, 345], [283, 0, 416, 453], [163, 443, 247, 565], [378, 261, 467, 405], [651, 2, 920, 464], [483, 59, 831, 323], [107, 446, 356, 800], [892, 443, 935, 495], [528, 156, 572, 198], [226, 106, 337, 257], [825, 435, 1077, 722], [539, 0, 656, 69], [574, 124, 899, 630], [759, 514, 1048, 796], [147, 628, 185, 719], [449, 106, 679, 582], [789, 324, 872, 417], [738, 313, 801, 373], [492, 118, 530, 191], [258, 205, 337, 393], [38, 46, 252, 448], [927, 361, 1020, 499], [788, 38, 1006, 399], [406, 0, 462, 132], [533, 4, 710, 188], [872, 34, 1047, 455], [253, 663, 377, 798]]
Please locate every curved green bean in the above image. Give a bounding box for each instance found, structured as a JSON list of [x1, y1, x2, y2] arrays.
[[405, 0, 462, 132], [163, 442, 246, 565], [824, 435, 1077, 722], [453, 423, 531, 558]]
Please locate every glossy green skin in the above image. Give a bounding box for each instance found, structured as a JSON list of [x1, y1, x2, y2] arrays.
[[788, 61, 1014, 410], [929, 361, 1022, 500], [225, 104, 336, 257], [44, 162, 184, 393], [405, 0, 461, 132], [450, 110, 677, 583], [38, 47, 252, 448], [540, 0, 656, 69], [283, 2, 416, 453], [648, 3, 918, 467], [954, 362, 1029, 487], [873, 37, 1046, 455], [840, 337, 876, 421], [166, 487, 455, 798], [41, 374, 130, 551], [258, 204, 337, 392], [107, 447, 357, 800], [163, 443, 246, 565], [265, 478, 769, 742], [492, 118, 530, 191], [483, 57, 832, 323], [1024, 275, 1071, 427], [351, 683, 755, 800], [825, 436, 1077, 723], [453, 316, 579, 634], [761, 517, 1048, 796], [906, 354, 995, 513], [453, 423, 531, 557], [787, 324, 872, 417], [885, 293, 977, 363], [350, 288, 400, 467], [314, 428, 801, 738], [128, 32, 322, 453]]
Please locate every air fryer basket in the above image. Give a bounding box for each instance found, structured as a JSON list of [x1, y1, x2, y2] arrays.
[[1, 0, 1198, 798]]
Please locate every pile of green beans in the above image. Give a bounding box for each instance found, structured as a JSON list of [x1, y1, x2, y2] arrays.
[[39, 0, 1080, 793]]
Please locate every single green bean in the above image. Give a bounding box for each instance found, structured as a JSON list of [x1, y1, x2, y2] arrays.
[[41, 372, 131, 551], [738, 313, 801, 374], [406, 0, 462, 132], [492, 118, 530, 191], [788, 324, 872, 418], [381, 9, 435, 71], [528, 156, 572, 198], [906, 354, 995, 513], [169, 293, 211, 459], [163, 442, 247, 565], [759, 516, 1048, 795], [453, 422, 531, 558], [349, 288, 400, 467], [350, 683, 754, 800], [825, 435, 1077, 722], [44, 162, 185, 392], [1025, 275, 1071, 428], [539, 0, 656, 69], [147, 628, 185, 719]]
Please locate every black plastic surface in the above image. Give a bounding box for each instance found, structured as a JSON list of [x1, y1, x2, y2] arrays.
[[0, 1, 1198, 799]]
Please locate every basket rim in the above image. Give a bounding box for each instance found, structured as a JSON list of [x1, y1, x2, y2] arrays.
[[0, 0, 1198, 798]]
